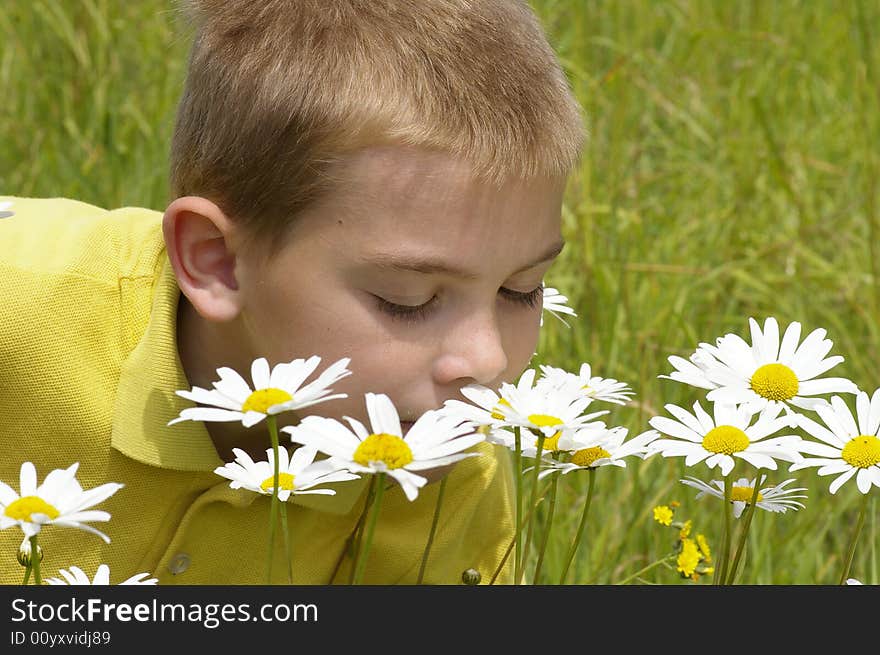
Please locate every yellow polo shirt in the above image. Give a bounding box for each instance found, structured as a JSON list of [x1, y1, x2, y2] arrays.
[[0, 196, 515, 585]]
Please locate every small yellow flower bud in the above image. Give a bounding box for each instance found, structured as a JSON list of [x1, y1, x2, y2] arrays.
[[461, 568, 482, 585]]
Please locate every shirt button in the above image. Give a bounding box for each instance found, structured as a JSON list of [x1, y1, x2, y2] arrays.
[[168, 552, 191, 575]]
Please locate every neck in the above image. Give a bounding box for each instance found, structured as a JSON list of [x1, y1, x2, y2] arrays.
[[175, 295, 273, 462]]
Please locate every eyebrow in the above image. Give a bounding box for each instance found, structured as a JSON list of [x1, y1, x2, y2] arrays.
[[360, 239, 565, 279]]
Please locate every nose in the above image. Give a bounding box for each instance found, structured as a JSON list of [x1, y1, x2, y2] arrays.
[[431, 308, 508, 387]]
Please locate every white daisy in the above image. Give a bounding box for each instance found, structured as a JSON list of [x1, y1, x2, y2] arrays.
[[499, 368, 610, 438], [539, 362, 635, 405], [541, 285, 577, 327], [214, 445, 360, 500], [442, 368, 609, 452], [518, 420, 611, 460], [845, 578, 864, 585], [0, 462, 123, 543], [282, 393, 485, 501], [169, 355, 352, 428], [44, 564, 157, 586], [680, 474, 807, 518], [790, 390, 880, 494], [647, 400, 803, 476], [661, 317, 858, 418], [527, 427, 660, 480]]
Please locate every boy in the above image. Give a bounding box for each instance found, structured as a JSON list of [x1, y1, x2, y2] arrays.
[[0, 0, 583, 584]]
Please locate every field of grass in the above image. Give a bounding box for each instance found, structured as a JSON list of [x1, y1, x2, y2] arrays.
[[1, 0, 878, 584]]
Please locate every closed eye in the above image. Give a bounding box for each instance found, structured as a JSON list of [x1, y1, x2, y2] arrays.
[[372, 294, 437, 323], [499, 285, 543, 309], [373, 284, 543, 323]]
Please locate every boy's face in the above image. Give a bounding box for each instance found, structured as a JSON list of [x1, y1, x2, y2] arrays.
[[233, 146, 566, 430]]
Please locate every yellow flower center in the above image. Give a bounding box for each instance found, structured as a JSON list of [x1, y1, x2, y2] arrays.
[[527, 414, 563, 428], [354, 433, 414, 469], [570, 446, 611, 467], [749, 363, 799, 401], [242, 388, 293, 413], [490, 398, 511, 421], [4, 496, 60, 522], [541, 431, 562, 452], [260, 472, 296, 492], [730, 486, 763, 503], [702, 425, 750, 454], [841, 435, 880, 468]]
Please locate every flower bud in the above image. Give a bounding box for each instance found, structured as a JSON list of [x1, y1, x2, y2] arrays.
[[461, 568, 481, 585], [17, 541, 43, 567]]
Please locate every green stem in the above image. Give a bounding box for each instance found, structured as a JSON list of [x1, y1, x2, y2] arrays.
[[615, 554, 677, 585], [513, 427, 523, 585], [267, 416, 293, 584], [559, 467, 597, 584], [532, 470, 559, 584], [726, 469, 763, 585], [349, 476, 377, 584], [715, 471, 734, 585], [417, 476, 448, 584], [265, 415, 281, 584], [352, 473, 386, 585], [489, 481, 550, 585], [839, 491, 871, 585], [28, 535, 41, 585], [279, 501, 293, 584], [518, 431, 546, 584], [22, 563, 32, 586]]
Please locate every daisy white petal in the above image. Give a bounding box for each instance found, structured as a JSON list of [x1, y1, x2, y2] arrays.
[[659, 354, 718, 390], [175, 386, 242, 411], [168, 407, 245, 426], [386, 469, 428, 502], [541, 285, 577, 327], [365, 392, 403, 437], [829, 468, 858, 494], [538, 362, 634, 405], [44, 564, 158, 585], [169, 356, 352, 428]]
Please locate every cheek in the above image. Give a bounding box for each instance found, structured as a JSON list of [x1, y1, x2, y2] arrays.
[[501, 312, 542, 379], [247, 282, 372, 359]]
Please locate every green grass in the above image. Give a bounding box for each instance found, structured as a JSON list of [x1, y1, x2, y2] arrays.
[[2, 0, 878, 585]]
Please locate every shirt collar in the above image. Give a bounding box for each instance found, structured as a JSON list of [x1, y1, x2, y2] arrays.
[[111, 252, 366, 514]]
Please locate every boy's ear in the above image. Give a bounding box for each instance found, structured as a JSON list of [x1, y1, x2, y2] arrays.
[[162, 196, 242, 322]]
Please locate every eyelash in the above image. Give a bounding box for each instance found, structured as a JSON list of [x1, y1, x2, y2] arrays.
[[374, 286, 544, 322]]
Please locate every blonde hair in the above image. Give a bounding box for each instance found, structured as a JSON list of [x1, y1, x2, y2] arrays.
[[170, 0, 585, 246]]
